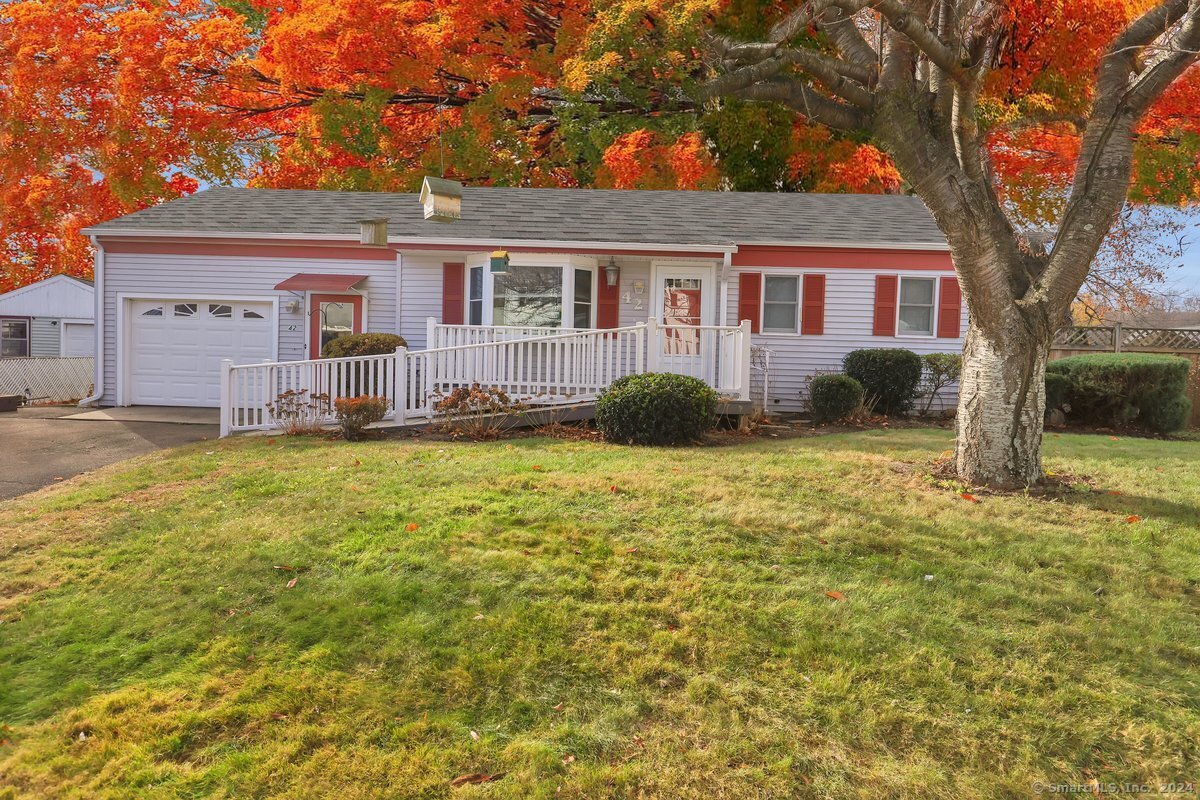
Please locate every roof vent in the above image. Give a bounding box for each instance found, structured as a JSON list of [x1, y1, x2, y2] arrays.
[[359, 218, 388, 246], [419, 176, 463, 222]]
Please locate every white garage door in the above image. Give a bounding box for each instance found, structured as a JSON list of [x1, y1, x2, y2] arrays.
[[63, 322, 95, 357], [129, 299, 273, 407]]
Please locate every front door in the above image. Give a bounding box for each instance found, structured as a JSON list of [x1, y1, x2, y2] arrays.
[[309, 293, 363, 356], [654, 265, 714, 381]]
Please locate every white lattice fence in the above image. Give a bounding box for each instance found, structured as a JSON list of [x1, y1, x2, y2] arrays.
[[0, 358, 94, 402]]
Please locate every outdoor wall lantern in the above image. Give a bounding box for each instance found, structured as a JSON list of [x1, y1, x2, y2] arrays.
[[605, 256, 620, 288], [490, 250, 510, 274]]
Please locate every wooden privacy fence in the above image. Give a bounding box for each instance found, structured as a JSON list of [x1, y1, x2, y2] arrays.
[[0, 357, 94, 403], [1050, 324, 1200, 428]]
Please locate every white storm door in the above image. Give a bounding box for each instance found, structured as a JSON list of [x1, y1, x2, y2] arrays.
[[654, 265, 715, 382]]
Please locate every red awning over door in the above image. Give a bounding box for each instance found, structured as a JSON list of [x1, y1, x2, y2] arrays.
[[274, 273, 368, 292]]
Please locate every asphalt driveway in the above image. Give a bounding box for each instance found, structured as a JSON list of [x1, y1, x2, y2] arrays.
[[0, 406, 219, 500]]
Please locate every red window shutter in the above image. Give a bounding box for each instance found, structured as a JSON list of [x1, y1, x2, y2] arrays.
[[738, 272, 762, 333], [442, 262, 465, 324], [873, 275, 898, 336], [936, 276, 962, 338], [597, 271, 620, 328], [801, 274, 826, 335]]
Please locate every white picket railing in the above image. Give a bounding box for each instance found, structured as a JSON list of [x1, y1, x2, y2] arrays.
[[221, 320, 751, 436], [428, 320, 587, 349], [221, 350, 404, 435]]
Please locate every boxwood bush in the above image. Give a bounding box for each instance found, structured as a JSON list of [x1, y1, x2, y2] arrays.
[[1046, 353, 1192, 432], [321, 332, 407, 359], [842, 348, 923, 415], [809, 374, 864, 424], [595, 372, 718, 445]]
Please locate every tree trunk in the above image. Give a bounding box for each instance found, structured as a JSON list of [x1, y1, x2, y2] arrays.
[[954, 313, 1052, 489]]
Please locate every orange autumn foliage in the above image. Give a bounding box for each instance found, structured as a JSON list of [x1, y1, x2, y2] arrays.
[[2, 0, 1198, 291]]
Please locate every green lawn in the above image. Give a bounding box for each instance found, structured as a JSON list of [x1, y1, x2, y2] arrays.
[[0, 430, 1197, 798]]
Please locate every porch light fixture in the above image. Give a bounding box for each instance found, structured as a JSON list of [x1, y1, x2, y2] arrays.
[[490, 250, 510, 274], [605, 256, 620, 288]]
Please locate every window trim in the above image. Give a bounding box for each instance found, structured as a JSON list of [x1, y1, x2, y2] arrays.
[[750, 270, 823, 338], [895, 275, 938, 338], [464, 254, 598, 329], [761, 274, 801, 335], [0, 315, 31, 358]]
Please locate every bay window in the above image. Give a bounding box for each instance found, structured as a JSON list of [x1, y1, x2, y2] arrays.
[[465, 257, 597, 328]]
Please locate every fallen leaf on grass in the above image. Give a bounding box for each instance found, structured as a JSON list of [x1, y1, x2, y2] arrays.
[[552, 702, 564, 711], [532, 465, 543, 471], [824, 591, 845, 601], [609, 485, 619, 493], [1125, 515, 1142, 523], [450, 773, 505, 787], [405, 522, 420, 532], [286, 578, 298, 589], [960, 492, 979, 503], [1108, 490, 1123, 496], [562, 754, 576, 765], [273, 565, 295, 571], [472, 614, 485, 620], [469, 730, 480, 741], [270, 713, 288, 720], [626, 547, 639, 554]]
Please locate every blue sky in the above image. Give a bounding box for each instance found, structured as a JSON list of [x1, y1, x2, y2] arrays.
[[1159, 207, 1200, 294]]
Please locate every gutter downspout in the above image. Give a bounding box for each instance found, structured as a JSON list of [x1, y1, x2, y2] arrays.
[[718, 249, 733, 327], [78, 237, 105, 407]]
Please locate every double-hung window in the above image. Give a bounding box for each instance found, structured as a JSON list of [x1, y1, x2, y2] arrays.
[[0, 317, 30, 358], [468, 266, 485, 325], [897, 277, 936, 336], [467, 263, 596, 328], [762, 276, 800, 334]]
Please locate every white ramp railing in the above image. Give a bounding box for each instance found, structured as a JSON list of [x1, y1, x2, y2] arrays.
[[221, 320, 751, 436]]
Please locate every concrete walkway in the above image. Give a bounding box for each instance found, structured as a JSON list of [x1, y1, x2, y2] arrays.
[[1, 406, 219, 501]]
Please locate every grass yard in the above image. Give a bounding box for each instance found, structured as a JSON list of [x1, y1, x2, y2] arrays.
[[0, 429, 1198, 798]]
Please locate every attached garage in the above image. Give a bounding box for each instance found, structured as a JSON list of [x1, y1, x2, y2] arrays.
[[125, 298, 275, 407]]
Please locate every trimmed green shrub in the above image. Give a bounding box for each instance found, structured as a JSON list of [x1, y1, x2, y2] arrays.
[[1142, 395, 1192, 433], [1046, 353, 1192, 432], [595, 373, 718, 445], [321, 332, 407, 359], [1044, 372, 1072, 413], [842, 348, 923, 415], [809, 374, 864, 424]]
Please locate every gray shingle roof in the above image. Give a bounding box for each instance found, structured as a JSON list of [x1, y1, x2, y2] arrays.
[[87, 186, 947, 248]]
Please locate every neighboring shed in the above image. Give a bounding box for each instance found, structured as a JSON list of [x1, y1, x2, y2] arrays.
[[0, 275, 96, 358]]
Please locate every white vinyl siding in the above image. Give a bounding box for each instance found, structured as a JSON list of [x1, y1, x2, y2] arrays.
[[100, 252, 397, 406], [30, 318, 61, 357], [730, 268, 967, 413]]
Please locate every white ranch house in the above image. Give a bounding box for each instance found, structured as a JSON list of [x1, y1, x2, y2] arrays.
[[81, 180, 967, 434]]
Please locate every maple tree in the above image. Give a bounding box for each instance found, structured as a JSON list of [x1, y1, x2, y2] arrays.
[[574, 0, 1198, 487], [0, 0, 249, 292]]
